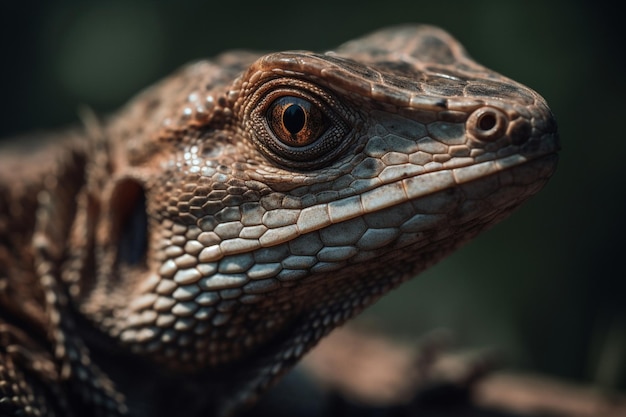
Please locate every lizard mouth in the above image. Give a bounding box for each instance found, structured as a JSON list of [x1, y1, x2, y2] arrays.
[[242, 150, 560, 355], [192, 139, 559, 267]]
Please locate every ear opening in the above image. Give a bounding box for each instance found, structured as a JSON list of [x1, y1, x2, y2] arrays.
[[110, 179, 149, 267]]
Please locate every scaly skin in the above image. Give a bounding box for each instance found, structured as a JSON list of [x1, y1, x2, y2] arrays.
[[0, 25, 558, 416]]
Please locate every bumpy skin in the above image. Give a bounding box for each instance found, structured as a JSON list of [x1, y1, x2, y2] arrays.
[[0, 25, 558, 416]]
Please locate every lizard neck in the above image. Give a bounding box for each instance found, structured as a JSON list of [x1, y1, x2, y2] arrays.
[[0, 130, 88, 336]]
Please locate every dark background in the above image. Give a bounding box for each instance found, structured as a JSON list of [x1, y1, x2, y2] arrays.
[[1, 0, 624, 391]]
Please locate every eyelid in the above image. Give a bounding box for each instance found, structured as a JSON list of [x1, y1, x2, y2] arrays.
[[244, 78, 354, 169]]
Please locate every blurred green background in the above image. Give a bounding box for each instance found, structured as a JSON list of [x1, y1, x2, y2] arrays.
[[1, 0, 624, 391]]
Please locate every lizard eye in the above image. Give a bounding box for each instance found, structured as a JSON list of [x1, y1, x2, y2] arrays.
[[246, 80, 353, 169], [267, 96, 330, 147]]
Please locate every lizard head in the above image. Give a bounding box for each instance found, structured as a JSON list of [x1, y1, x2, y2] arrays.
[[67, 25, 558, 410]]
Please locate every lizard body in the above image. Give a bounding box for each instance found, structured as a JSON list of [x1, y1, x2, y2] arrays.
[[0, 25, 558, 416]]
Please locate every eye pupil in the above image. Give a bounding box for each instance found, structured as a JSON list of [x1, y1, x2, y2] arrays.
[[283, 104, 306, 134]]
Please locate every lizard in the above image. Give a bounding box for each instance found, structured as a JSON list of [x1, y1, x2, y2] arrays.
[[0, 25, 559, 416]]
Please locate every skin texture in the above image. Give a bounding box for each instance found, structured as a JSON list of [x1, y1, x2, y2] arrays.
[[0, 25, 558, 416]]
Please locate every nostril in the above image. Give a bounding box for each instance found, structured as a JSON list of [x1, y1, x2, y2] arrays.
[[468, 107, 508, 141], [478, 113, 496, 131]]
